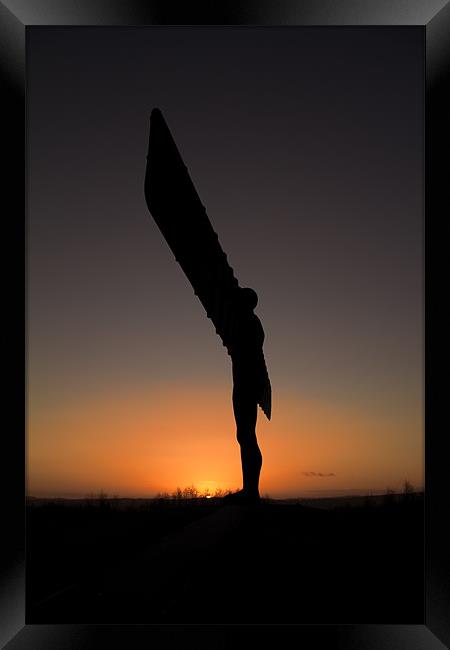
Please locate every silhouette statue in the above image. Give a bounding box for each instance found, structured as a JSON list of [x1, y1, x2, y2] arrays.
[[144, 108, 271, 503]]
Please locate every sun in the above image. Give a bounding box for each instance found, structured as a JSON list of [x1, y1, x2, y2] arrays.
[[196, 480, 222, 496], [194, 480, 238, 498]]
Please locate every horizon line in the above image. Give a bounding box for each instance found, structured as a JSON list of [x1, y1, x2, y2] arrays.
[[27, 486, 425, 501]]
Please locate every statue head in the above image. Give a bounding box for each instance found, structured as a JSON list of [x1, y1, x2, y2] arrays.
[[236, 287, 258, 311]]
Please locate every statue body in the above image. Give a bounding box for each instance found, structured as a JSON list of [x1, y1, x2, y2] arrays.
[[145, 108, 271, 500], [228, 288, 267, 500]]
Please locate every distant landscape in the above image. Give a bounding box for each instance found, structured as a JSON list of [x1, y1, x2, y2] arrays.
[[27, 486, 422, 510], [26, 486, 424, 624]]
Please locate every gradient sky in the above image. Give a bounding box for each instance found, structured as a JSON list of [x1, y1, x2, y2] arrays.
[[27, 27, 424, 498]]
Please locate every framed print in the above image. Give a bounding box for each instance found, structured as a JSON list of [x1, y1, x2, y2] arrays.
[[1, 1, 449, 648]]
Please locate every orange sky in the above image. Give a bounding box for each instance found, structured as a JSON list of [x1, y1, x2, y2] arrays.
[[27, 379, 423, 499]]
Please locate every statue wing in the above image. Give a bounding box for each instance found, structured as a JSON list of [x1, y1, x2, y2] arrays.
[[260, 363, 272, 421], [144, 108, 271, 420], [144, 108, 239, 349]]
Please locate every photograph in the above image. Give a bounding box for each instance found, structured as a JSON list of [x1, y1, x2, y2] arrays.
[[25, 25, 425, 624], [2, 1, 450, 649]]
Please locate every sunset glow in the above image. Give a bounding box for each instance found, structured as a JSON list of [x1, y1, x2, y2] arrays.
[[27, 380, 423, 499]]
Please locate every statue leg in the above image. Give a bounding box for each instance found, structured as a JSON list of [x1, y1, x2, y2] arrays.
[[232, 384, 262, 498]]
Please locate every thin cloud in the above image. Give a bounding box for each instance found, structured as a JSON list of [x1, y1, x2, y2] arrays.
[[302, 472, 336, 477]]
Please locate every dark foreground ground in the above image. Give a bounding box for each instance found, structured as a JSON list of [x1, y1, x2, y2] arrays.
[[26, 493, 424, 624]]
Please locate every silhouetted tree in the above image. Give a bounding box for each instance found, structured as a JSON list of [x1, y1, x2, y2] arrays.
[[401, 480, 415, 506], [383, 487, 396, 508], [182, 485, 199, 501], [172, 487, 183, 502]]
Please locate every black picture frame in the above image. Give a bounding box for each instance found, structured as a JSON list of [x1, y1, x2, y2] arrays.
[[2, 1, 449, 648]]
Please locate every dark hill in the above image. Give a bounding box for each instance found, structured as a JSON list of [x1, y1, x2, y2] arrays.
[[26, 495, 423, 623]]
